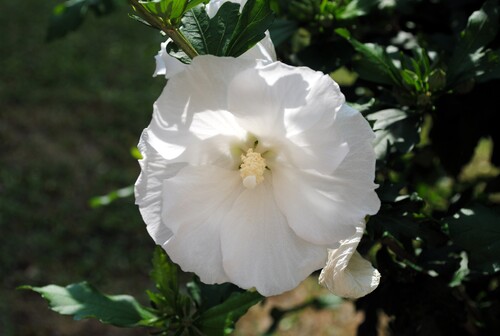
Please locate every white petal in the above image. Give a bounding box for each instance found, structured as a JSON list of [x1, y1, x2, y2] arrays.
[[220, 179, 327, 296], [329, 104, 381, 214], [161, 165, 243, 284], [281, 74, 348, 174], [153, 41, 188, 79], [273, 103, 381, 245], [134, 131, 185, 246], [319, 227, 381, 298], [227, 62, 320, 141], [147, 57, 251, 162], [272, 166, 360, 246]]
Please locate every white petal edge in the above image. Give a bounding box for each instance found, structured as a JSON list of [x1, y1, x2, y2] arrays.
[[135, 130, 185, 246], [319, 227, 381, 298]]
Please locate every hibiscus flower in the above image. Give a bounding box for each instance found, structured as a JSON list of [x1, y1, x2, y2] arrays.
[[135, 55, 380, 296]]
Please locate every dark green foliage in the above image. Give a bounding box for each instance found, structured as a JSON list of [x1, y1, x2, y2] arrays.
[[446, 204, 500, 274], [272, 0, 500, 334], [47, 0, 115, 41]]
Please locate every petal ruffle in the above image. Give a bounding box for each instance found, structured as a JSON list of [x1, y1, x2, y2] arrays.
[[153, 41, 187, 78], [135, 131, 185, 246], [319, 227, 380, 298], [220, 179, 327, 296]]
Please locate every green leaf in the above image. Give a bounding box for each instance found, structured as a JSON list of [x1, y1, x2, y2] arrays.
[[188, 278, 244, 313], [139, 0, 189, 22], [447, 0, 500, 85], [185, 0, 210, 12], [151, 246, 179, 301], [179, 2, 239, 56], [366, 109, 421, 160], [171, 0, 274, 60], [21, 282, 157, 327], [446, 204, 500, 274], [337, 0, 378, 20], [225, 0, 275, 57], [475, 48, 500, 83], [335, 28, 401, 85], [194, 291, 263, 335]]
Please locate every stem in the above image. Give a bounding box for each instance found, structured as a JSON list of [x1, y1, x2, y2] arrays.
[[128, 0, 199, 59]]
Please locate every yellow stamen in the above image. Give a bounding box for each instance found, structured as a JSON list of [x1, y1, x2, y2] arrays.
[[239, 148, 266, 189]]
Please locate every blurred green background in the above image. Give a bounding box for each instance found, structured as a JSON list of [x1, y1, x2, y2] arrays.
[[0, 1, 166, 334]]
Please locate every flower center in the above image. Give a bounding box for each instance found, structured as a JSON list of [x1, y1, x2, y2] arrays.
[[239, 148, 267, 189]]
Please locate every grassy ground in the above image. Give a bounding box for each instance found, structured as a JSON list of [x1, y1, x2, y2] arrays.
[[1, 1, 164, 334]]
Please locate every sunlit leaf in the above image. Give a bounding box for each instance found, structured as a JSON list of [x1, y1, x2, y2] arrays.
[[21, 282, 156, 327], [336, 28, 401, 85], [447, 0, 499, 85], [366, 109, 421, 160]]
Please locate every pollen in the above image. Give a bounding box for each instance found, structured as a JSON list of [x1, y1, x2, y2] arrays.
[[240, 148, 267, 189]]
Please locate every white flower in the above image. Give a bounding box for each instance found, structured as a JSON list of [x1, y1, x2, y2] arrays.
[[319, 225, 381, 298], [154, 0, 276, 78], [135, 55, 380, 296]]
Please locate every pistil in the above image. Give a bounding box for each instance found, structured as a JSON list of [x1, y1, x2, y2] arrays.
[[239, 148, 267, 189]]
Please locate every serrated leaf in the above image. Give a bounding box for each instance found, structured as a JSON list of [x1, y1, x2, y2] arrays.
[[194, 291, 263, 335], [366, 109, 421, 160], [22, 282, 157, 327], [446, 204, 500, 274], [448, 0, 500, 85], [171, 0, 273, 60], [179, 2, 239, 56], [335, 28, 401, 85], [225, 0, 275, 57]]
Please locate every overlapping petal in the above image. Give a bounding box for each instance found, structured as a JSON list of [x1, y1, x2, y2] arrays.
[[160, 165, 243, 284], [220, 178, 327, 296]]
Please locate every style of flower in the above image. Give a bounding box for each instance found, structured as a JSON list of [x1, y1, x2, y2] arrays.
[[154, 0, 276, 78], [319, 225, 381, 298], [135, 55, 380, 296]]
